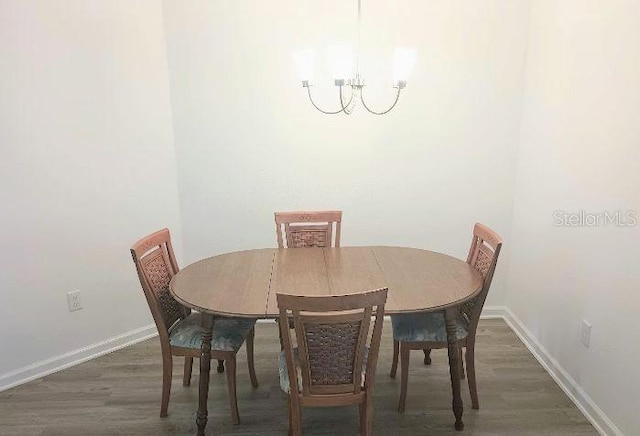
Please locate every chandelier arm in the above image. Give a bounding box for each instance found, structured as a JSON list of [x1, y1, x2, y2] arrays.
[[306, 85, 345, 115], [360, 86, 402, 115], [339, 86, 356, 114]]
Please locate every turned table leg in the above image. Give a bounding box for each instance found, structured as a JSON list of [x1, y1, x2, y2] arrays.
[[445, 307, 464, 430], [196, 313, 214, 436]]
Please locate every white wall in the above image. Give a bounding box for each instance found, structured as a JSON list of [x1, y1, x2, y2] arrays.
[[162, 0, 531, 306], [507, 1, 640, 434], [0, 1, 182, 377]]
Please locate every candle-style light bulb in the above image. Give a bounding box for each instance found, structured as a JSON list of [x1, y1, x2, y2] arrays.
[[392, 47, 417, 88]]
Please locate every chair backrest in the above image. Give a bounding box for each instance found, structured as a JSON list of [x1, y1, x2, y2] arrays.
[[274, 210, 342, 248], [461, 223, 503, 335], [277, 288, 387, 406], [130, 229, 188, 345]]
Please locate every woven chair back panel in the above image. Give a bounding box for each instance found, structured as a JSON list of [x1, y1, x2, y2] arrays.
[[304, 321, 361, 385], [473, 244, 493, 278], [141, 248, 181, 329], [289, 225, 329, 248], [462, 242, 495, 320]]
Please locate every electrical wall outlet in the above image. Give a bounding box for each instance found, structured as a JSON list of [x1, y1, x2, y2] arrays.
[[67, 290, 83, 312], [581, 319, 592, 347]]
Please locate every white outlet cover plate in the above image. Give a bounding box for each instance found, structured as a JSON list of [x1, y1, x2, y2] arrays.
[[581, 319, 592, 347], [67, 290, 83, 312]]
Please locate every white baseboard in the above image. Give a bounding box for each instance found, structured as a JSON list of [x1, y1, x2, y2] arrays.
[[0, 324, 157, 392], [256, 318, 277, 323], [502, 307, 621, 436], [479, 305, 507, 318], [0, 307, 622, 436]]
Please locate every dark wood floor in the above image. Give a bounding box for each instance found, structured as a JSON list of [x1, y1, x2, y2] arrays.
[[0, 319, 596, 435]]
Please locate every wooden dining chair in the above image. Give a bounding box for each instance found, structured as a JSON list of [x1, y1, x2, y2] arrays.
[[274, 210, 342, 248], [274, 210, 343, 347], [277, 288, 388, 435], [130, 228, 258, 423], [389, 223, 502, 413]]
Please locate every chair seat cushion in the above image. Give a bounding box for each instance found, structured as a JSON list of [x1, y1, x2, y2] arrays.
[[278, 347, 369, 394], [391, 311, 468, 343], [169, 313, 256, 352]]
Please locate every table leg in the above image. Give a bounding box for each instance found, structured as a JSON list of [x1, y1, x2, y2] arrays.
[[445, 307, 464, 430], [196, 313, 214, 436]]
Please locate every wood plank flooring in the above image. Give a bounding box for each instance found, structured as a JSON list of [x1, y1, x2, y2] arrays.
[[0, 319, 597, 435]]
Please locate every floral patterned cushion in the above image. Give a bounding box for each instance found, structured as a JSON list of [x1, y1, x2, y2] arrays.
[[278, 347, 369, 394], [169, 313, 256, 352], [391, 311, 468, 343]]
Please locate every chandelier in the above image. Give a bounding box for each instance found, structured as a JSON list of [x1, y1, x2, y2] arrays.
[[293, 0, 417, 115]]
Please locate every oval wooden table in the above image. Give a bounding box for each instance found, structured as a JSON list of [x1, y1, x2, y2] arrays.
[[170, 246, 483, 435]]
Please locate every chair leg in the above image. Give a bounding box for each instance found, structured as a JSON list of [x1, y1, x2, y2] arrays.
[[423, 348, 432, 365], [360, 397, 374, 435], [466, 344, 479, 409], [288, 396, 293, 436], [246, 327, 259, 388], [160, 353, 173, 417], [183, 356, 193, 386], [398, 343, 410, 413], [217, 359, 225, 373], [288, 395, 302, 436], [459, 348, 466, 380], [225, 356, 240, 425], [390, 339, 399, 378]]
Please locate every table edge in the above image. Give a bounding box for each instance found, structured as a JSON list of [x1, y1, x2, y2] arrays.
[[170, 245, 483, 318]]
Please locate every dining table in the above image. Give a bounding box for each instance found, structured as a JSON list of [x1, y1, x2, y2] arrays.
[[170, 246, 483, 435]]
